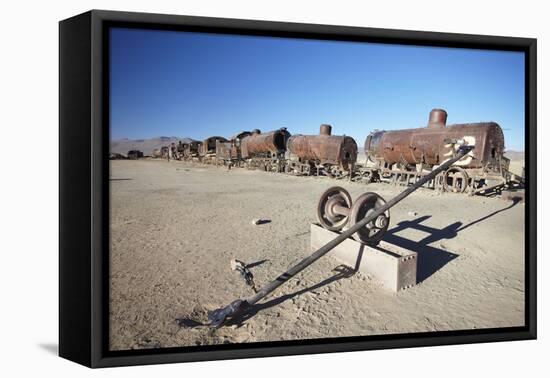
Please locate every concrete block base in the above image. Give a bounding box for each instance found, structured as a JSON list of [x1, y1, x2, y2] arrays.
[[310, 224, 417, 292]]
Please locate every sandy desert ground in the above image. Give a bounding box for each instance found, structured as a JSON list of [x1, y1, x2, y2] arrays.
[[109, 159, 525, 350]]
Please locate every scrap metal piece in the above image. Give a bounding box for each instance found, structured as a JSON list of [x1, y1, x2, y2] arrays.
[[200, 136, 228, 157], [183, 140, 201, 160], [207, 299, 250, 328], [230, 259, 257, 292]]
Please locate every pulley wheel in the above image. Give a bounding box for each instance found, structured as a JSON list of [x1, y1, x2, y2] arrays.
[[317, 186, 352, 231], [348, 192, 390, 245], [443, 167, 469, 193]]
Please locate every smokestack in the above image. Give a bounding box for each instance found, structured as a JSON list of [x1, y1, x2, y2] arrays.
[[427, 109, 447, 128], [320, 124, 332, 136]]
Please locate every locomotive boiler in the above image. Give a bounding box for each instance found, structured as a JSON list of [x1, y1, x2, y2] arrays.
[[363, 109, 509, 193], [240, 128, 291, 172], [286, 124, 358, 177]]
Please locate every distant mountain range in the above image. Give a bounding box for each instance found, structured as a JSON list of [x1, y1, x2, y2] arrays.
[[110, 136, 196, 156]]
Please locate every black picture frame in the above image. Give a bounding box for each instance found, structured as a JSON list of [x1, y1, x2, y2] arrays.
[[59, 9, 537, 368]]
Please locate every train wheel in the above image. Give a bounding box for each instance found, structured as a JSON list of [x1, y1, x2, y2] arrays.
[[443, 167, 469, 193], [348, 192, 390, 245], [317, 186, 352, 231]]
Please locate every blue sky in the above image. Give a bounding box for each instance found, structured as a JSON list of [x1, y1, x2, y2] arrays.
[[110, 28, 525, 151]]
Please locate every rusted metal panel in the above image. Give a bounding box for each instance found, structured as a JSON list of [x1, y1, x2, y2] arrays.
[[176, 141, 187, 155], [183, 141, 200, 158], [287, 125, 358, 170], [216, 131, 253, 161], [200, 136, 228, 156], [241, 128, 290, 158], [231, 131, 251, 159], [215, 140, 233, 160], [365, 109, 505, 169]]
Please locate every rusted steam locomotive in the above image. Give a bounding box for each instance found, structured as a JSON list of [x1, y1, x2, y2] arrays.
[[158, 108, 516, 195], [285, 124, 358, 177], [127, 150, 144, 160], [357, 109, 511, 194], [215, 131, 252, 167], [183, 140, 201, 160], [240, 128, 291, 172], [199, 136, 228, 164]]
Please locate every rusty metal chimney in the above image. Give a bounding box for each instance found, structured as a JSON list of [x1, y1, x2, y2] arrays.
[[427, 108, 447, 128], [320, 124, 332, 136], [251, 129, 261, 134]]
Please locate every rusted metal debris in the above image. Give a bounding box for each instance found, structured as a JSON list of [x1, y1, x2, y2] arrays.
[[183, 141, 201, 160], [199, 136, 228, 164], [200, 136, 228, 157], [230, 259, 257, 293]]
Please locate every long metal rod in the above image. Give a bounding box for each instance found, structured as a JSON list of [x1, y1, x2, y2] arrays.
[[208, 146, 474, 326], [245, 146, 473, 306]]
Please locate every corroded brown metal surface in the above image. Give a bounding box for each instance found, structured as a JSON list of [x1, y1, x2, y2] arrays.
[[183, 141, 201, 158], [427, 108, 448, 129], [217, 131, 254, 161], [216, 140, 233, 160], [364, 109, 505, 169], [230, 131, 252, 142], [287, 125, 358, 170], [241, 128, 290, 158], [200, 136, 228, 156]]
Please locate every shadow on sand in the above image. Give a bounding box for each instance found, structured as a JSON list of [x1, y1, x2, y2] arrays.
[[179, 199, 521, 327]]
